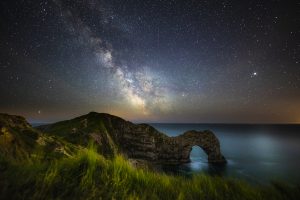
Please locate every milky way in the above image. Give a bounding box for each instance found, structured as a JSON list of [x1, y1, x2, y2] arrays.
[[0, 0, 299, 123], [53, 0, 170, 115]]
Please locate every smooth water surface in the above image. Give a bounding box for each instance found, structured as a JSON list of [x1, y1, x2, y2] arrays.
[[150, 124, 300, 184]]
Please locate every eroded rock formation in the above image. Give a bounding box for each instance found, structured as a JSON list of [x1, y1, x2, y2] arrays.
[[117, 124, 227, 164], [0, 112, 226, 164], [39, 112, 226, 164]]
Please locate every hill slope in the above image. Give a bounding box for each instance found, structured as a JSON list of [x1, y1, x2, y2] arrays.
[[37, 112, 226, 164], [0, 112, 299, 200], [0, 113, 78, 162]]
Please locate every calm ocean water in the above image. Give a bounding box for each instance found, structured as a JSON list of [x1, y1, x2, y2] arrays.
[[150, 124, 300, 185]]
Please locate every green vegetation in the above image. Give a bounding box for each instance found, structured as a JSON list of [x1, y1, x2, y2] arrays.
[[1, 144, 299, 200], [0, 120, 78, 162], [37, 112, 119, 156], [1, 112, 300, 199]]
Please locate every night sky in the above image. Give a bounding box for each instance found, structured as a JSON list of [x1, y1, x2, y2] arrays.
[[0, 0, 299, 123]]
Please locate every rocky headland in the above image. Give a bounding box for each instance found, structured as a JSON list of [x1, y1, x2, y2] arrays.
[[1, 112, 226, 165]]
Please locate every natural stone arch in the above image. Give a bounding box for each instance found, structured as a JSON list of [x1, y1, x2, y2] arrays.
[[152, 130, 227, 164], [178, 130, 226, 163], [37, 112, 226, 165]]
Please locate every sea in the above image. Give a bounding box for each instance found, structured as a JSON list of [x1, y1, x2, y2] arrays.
[[150, 123, 300, 185], [32, 122, 300, 185]]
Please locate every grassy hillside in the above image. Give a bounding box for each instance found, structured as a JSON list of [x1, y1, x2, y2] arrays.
[[37, 112, 128, 157], [37, 112, 169, 161], [1, 145, 300, 200], [0, 113, 78, 162], [1, 113, 300, 200]]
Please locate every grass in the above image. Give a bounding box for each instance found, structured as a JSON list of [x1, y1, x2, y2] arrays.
[[1, 112, 300, 199], [1, 144, 299, 200]]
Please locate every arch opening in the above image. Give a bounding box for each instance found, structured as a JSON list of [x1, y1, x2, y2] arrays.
[[189, 145, 207, 163]]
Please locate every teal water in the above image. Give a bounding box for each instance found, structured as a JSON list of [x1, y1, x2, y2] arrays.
[[150, 124, 300, 185]]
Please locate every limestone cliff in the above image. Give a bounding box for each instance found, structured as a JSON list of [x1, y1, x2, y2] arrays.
[[0, 113, 78, 161], [38, 112, 226, 164]]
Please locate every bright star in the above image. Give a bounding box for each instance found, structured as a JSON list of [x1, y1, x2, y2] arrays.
[[251, 72, 258, 77]]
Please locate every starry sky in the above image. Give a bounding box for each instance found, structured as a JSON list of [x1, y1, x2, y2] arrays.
[[0, 0, 299, 123]]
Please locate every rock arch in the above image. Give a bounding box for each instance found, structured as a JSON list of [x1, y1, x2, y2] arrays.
[[120, 127, 227, 165], [36, 112, 226, 165], [88, 114, 227, 164], [177, 130, 226, 164]]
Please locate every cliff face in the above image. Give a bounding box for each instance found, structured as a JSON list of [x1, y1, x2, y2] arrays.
[[0, 112, 226, 164], [38, 112, 226, 164], [0, 114, 41, 160], [0, 113, 78, 161]]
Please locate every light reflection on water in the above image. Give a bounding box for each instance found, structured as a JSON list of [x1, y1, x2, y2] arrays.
[[151, 124, 300, 184]]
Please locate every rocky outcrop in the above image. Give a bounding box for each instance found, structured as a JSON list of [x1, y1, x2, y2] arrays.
[[0, 112, 226, 164], [164, 130, 226, 164], [109, 123, 226, 164], [0, 113, 78, 160], [39, 112, 226, 164]]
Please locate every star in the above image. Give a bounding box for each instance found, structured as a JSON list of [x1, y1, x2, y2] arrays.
[[0, 0, 298, 123], [251, 72, 258, 78]]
